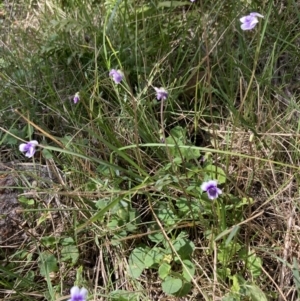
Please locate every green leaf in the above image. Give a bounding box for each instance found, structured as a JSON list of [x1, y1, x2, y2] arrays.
[[18, 196, 35, 206], [217, 267, 231, 279], [148, 231, 165, 243], [203, 164, 226, 184], [180, 146, 200, 161], [157, 206, 177, 226], [144, 247, 165, 268], [111, 231, 127, 246], [182, 259, 195, 282], [169, 126, 186, 139], [40, 236, 57, 247], [245, 284, 268, 301], [4, 128, 19, 145], [231, 274, 241, 293], [148, 224, 165, 243], [61, 237, 75, 246], [125, 222, 137, 232], [239, 249, 262, 278], [158, 262, 171, 280], [38, 252, 58, 277], [117, 207, 129, 221], [61, 245, 79, 265], [175, 198, 190, 215], [217, 242, 241, 265], [176, 197, 201, 217], [175, 281, 192, 297], [246, 253, 262, 278], [107, 217, 119, 229], [173, 238, 195, 259], [42, 148, 53, 159], [165, 126, 200, 162], [237, 197, 253, 208], [128, 246, 149, 279], [162, 276, 182, 295], [16, 270, 35, 289], [95, 199, 109, 210]]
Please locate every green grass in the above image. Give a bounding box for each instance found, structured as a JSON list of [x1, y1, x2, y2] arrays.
[[1, 0, 300, 300]]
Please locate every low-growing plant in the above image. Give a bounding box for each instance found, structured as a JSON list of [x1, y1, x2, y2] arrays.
[[1, 0, 300, 300], [128, 232, 195, 296]]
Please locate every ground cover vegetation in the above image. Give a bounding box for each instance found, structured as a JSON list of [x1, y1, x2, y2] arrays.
[[0, 0, 300, 300]]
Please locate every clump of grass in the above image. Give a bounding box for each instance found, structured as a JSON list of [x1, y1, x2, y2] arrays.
[[1, 0, 300, 300]]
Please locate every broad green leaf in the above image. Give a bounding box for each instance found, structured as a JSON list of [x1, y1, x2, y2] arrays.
[[231, 274, 241, 293], [162, 276, 182, 295], [245, 284, 268, 301], [158, 262, 171, 280], [148, 231, 165, 243], [148, 224, 165, 243], [128, 246, 149, 279], [173, 238, 195, 259], [246, 253, 262, 278], [107, 218, 119, 229], [144, 247, 164, 268], [38, 252, 58, 277], [182, 259, 195, 282], [239, 249, 262, 278], [157, 206, 177, 226], [4, 128, 19, 145], [117, 207, 129, 221], [111, 231, 127, 246], [125, 222, 138, 232], [203, 164, 226, 184], [165, 126, 200, 161], [217, 267, 231, 280], [40, 236, 57, 247], [237, 197, 253, 208], [180, 146, 200, 161], [42, 148, 53, 159], [175, 281, 192, 297], [176, 198, 201, 217], [18, 196, 35, 206], [95, 199, 109, 210], [61, 245, 79, 265], [61, 237, 74, 245], [169, 126, 186, 139], [175, 198, 190, 215]]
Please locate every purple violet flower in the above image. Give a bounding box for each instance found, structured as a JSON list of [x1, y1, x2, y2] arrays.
[[68, 286, 88, 301], [19, 140, 39, 158], [154, 87, 168, 101], [109, 69, 124, 84], [73, 92, 80, 104], [201, 180, 222, 200], [240, 12, 264, 31]]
